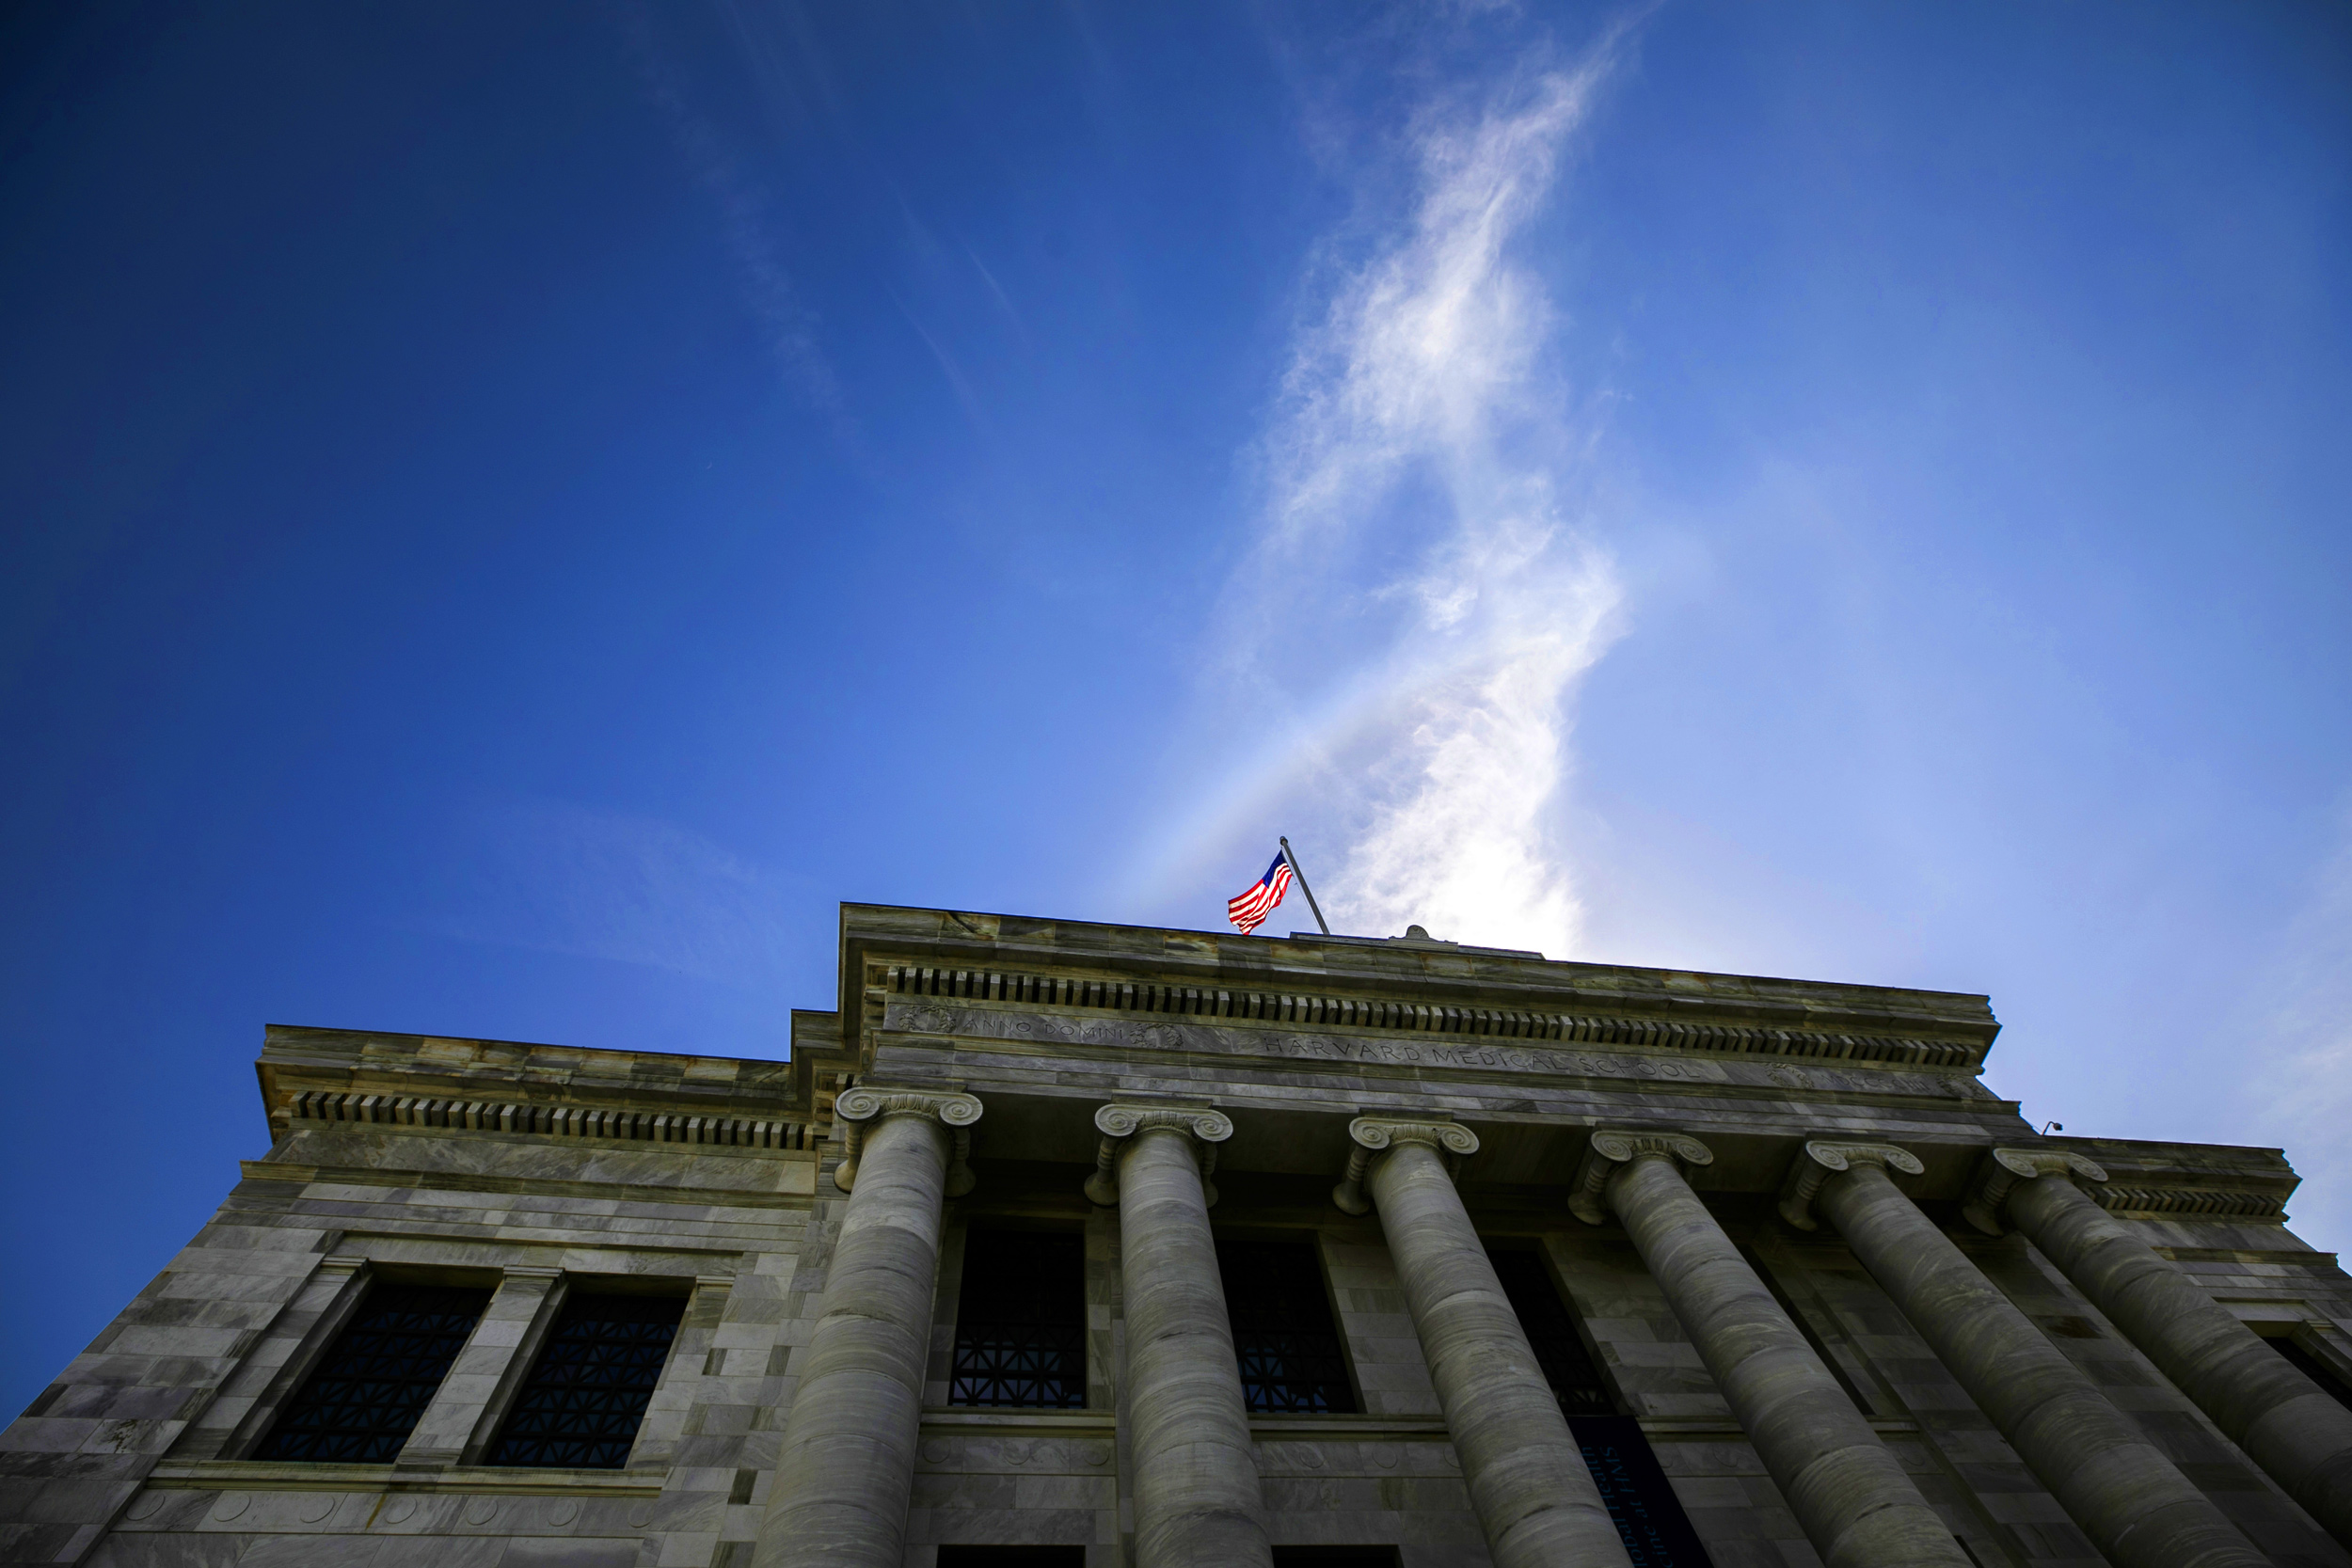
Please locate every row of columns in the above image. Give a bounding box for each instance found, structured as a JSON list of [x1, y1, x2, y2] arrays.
[[754, 1086, 2352, 1568]]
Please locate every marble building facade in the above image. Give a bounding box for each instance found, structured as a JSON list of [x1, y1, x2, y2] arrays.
[[6, 903, 2352, 1568]]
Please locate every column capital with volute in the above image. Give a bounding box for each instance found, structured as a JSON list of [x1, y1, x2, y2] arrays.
[[833, 1085, 982, 1195], [1776, 1139, 1923, 1231], [1960, 1146, 2108, 1236], [1082, 1102, 1232, 1207], [1330, 1117, 1478, 1215], [1567, 1128, 1714, 1226]]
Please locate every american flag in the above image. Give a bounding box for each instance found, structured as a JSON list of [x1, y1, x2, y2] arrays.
[[1226, 852, 1293, 935]]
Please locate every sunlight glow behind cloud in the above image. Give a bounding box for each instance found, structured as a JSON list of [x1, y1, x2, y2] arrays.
[[1204, 48, 1630, 956]]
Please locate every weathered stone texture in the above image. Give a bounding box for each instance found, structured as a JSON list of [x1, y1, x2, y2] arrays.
[[4, 905, 2348, 1568]]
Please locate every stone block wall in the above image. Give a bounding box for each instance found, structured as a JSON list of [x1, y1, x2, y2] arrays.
[[9, 909, 2352, 1568]]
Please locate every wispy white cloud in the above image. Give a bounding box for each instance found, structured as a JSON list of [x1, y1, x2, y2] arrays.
[[434, 799, 807, 990], [1164, 38, 1633, 956], [620, 4, 849, 426], [2242, 798, 2352, 1255]]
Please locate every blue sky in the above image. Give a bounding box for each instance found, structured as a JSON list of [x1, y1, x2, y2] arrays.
[[2, 1, 2346, 1413]]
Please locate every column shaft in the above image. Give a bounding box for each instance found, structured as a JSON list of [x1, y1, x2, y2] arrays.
[[1366, 1140, 1630, 1568], [2009, 1172, 2352, 1546], [757, 1112, 950, 1568], [1606, 1155, 1968, 1568], [1118, 1125, 1273, 1568], [1819, 1162, 2267, 1568]]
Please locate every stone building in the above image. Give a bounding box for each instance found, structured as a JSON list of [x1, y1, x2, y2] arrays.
[[8, 903, 2352, 1568]]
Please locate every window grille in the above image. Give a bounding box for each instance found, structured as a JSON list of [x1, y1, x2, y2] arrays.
[[254, 1283, 490, 1463], [1486, 1250, 1713, 1564], [949, 1229, 1086, 1408], [486, 1290, 686, 1468], [1488, 1249, 1614, 1416], [1215, 1239, 1355, 1414], [1571, 1416, 1717, 1567]]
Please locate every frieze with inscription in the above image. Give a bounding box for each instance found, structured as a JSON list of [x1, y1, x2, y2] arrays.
[[883, 999, 1984, 1100]]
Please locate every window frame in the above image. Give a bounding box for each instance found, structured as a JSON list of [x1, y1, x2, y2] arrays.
[[243, 1273, 500, 1465], [1213, 1231, 1360, 1416], [480, 1275, 695, 1471], [945, 1225, 1089, 1412]]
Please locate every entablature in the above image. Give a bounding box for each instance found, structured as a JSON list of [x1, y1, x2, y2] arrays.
[[255, 1024, 807, 1150], [834, 904, 2000, 1085]]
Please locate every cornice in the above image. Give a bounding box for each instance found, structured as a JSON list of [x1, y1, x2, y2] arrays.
[[872, 963, 1989, 1072], [278, 1089, 814, 1152], [2094, 1187, 2291, 1222], [838, 904, 1998, 1044]]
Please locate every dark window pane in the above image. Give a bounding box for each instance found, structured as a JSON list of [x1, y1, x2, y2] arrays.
[[2275, 1337, 2352, 1410], [1216, 1240, 1355, 1414], [950, 1230, 1086, 1409], [1488, 1250, 1613, 1417], [486, 1291, 686, 1468], [1571, 1416, 1717, 1567], [254, 1284, 490, 1463]]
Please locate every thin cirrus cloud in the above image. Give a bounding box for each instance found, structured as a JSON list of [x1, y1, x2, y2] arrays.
[[430, 799, 809, 992], [1152, 39, 1633, 958]]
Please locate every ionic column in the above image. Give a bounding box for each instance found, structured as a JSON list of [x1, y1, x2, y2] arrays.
[[1086, 1104, 1272, 1568], [1332, 1117, 1631, 1568], [1567, 1132, 1969, 1568], [755, 1086, 981, 1568], [1969, 1146, 2352, 1547], [1785, 1141, 2268, 1568]]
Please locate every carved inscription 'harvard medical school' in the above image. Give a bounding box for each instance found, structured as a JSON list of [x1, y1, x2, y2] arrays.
[[883, 1000, 1986, 1101]]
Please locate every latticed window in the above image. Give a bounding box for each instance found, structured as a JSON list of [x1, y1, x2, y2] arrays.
[[950, 1229, 1085, 1408], [1216, 1239, 1355, 1414], [486, 1290, 686, 1468], [1488, 1250, 1713, 1565], [254, 1283, 490, 1463], [1488, 1249, 1614, 1416], [1573, 1416, 1717, 1567]]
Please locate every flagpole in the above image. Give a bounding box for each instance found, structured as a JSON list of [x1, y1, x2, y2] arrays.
[[1278, 837, 1332, 935]]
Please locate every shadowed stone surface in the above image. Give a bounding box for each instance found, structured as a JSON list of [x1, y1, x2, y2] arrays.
[[2006, 1170, 2352, 1549], [757, 1107, 956, 1568], [1364, 1132, 1630, 1568], [1819, 1159, 2271, 1568], [1602, 1149, 1971, 1568], [1111, 1124, 1272, 1568]]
